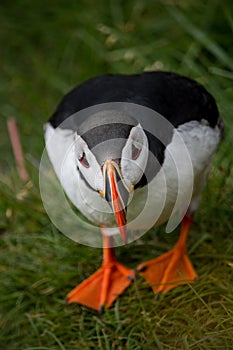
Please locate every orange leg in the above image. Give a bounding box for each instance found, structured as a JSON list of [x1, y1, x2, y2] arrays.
[[137, 214, 198, 294], [66, 234, 135, 312]]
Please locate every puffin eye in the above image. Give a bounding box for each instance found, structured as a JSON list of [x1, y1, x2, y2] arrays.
[[132, 144, 141, 160], [78, 152, 90, 168]]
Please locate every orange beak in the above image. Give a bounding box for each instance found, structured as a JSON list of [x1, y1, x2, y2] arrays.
[[103, 161, 129, 244]]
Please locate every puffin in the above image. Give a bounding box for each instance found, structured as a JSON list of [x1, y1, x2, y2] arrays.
[[44, 71, 223, 312]]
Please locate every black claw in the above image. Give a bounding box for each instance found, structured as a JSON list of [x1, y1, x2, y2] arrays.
[[99, 305, 105, 314], [127, 273, 135, 281], [64, 297, 69, 305], [155, 292, 162, 300], [137, 265, 147, 272]]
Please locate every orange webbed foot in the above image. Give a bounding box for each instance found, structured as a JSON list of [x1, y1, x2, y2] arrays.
[[66, 234, 135, 312], [138, 214, 198, 294], [137, 246, 198, 294], [66, 259, 135, 312]]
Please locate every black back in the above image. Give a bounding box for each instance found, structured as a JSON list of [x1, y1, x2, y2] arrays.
[[48, 71, 220, 189], [49, 71, 219, 129]]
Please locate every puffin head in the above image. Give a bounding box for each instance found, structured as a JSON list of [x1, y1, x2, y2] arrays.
[[73, 111, 149, 243]]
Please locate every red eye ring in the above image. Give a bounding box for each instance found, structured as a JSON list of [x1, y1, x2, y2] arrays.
[[78, 152, 90, 168], [132, 144, 141, 160]]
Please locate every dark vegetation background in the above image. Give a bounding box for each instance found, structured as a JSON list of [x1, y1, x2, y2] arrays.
[[0, 0, 233, 349]]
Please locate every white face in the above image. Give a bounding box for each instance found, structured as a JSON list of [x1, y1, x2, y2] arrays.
[[120, 124, 149, 188], [73, 134, 104, 192], [73, 123, 149, 192]]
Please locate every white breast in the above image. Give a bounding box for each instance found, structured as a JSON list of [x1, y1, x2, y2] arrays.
[[44, 119, 221, 235]]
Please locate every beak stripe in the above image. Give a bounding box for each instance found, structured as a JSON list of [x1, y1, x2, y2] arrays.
[[108, 169, 126, 224], [103, 161, 128, 244]]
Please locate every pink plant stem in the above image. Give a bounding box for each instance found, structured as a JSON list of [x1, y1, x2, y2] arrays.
[[7, 117, 29, 182]]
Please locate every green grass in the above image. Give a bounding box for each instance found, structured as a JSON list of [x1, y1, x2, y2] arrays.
[[1, 0, 233, 349]]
